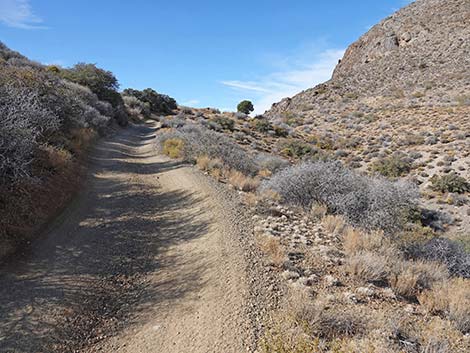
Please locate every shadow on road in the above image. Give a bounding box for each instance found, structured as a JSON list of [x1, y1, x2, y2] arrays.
[[0, 123, 210, 352]]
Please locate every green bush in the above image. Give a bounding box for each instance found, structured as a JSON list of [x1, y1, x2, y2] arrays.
[[273, 125, 289, 137], [253, 119, 272, 133], [371, 154, 413, 177], [211, 116, 235, 131], [163, 138, 184, 158], [61, 63, 122, 107], [123, 88, 177, 114], [237, 100, 254, 115], [281, 140, 314, 159], [430, 173, 470, 193]]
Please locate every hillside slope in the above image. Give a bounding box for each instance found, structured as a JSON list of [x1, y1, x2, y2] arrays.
[[264, 0, 470, 233], [268, 0, 470, 116]]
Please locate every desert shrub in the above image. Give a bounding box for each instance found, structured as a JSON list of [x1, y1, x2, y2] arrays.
[[211, 116, 235, 131], [122, 95, 150, 117], [389, 260, 448, 299], [59, 63, 128, 126], [157, 124, 259, 175], [419, 278, 470, 333], [348, 249, 397, 283], [123, 88, 177, 114], [234, 112, 248, 120], [406, 237, 470, 278], [0, 84, 61, 182], [430, 173, 470, 193], [281, 140, 314, 159], [237, 100, 254, 114], [273, 124, 290, 137], [290, 296, 365, 340], [228, 170, 259, 191], [0, 42, 25, 61], [343, 228, 387, 255], [161, 116, 187, 129], [322, 215, 346, 234], [61, 63, 121, 107], [253, 118, 272, 133], [57, 82, 112, 130], [196, 155, 211, 171], [261, 161, 418, 233], [163, 138, 184, 158], [255, 153, 289, 173], [371, 153, 413, 177], [256, 235, 286, 267]]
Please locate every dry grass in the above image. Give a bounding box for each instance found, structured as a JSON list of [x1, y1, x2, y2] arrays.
[[163, 138, 184, 158], [37, 146, 73, 174], [69, 128, 97, 155], [343, 227, 388, 255], [243, 192, 259, 207], [322, 215, 346, 235], [260, 289, 366, 353], [196, 155, 211, 170], [390, 260, 448, 299], [258, 168, 272, 178], [228, 170, 260, 192], [419, 278, 470, 333], [348, 250, 395, 283], [419, 317, 468, 353], [256, 234, 286, 267], [0, 156, 82, 260], [258, 189, 282, 202], [209, 167, 222, 179], [309, 204, 327, 220]]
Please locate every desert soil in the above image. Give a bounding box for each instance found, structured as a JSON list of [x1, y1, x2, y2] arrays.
[[0, 122, 272, 353]]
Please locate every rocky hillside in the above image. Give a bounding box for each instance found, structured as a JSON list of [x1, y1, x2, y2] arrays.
[[268, 0, 470, 116], [264, 0, 470, 234]]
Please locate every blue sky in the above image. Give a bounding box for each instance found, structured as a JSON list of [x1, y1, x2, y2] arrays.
[[0, 0, 412, 113]]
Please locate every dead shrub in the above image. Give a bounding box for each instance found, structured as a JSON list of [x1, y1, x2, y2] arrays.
[[419, 278, 470, 333], [322, 215, 346, 235], [163, 138, 184, 158], [242, 192, 259, 207], [256, 235, 286, 267], [38, 145, 73, 174], [228, 170, 259, 192], [196, 155, 210, 171], [348, 250, 395, 283], [309, 203, 327, 220], [390, 260, 448, 299], [291, 296, 366, 340], [419, 317, 467, 353], [258, 168, 272, 178], [261, 161, 418, 234], [343, 228, 387, 255], [68, 128, 97, 155]]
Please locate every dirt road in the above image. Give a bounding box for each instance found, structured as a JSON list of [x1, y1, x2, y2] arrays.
[[0, 123, 266, 353]]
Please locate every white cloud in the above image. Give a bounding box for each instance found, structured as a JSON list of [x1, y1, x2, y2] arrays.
[[220, 81, 272, 93], [0, 0, 45, 29], [221, 48, 345, 114], [181, 99, 200, 107]]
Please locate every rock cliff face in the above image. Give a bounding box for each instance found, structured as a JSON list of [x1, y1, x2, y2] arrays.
[[267, 0, 470, 117]]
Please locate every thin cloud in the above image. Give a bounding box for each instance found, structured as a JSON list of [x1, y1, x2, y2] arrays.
[[0, 0, 45, 29], [181, 99, 200, 107], [222, 48, 345, 114], [220, 81, 272, 93]]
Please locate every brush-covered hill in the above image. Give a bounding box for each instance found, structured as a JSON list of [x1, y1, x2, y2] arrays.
[[264, 0, 470, 232], [0, 42, 177, 260], [267, 0, 470, 116]]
